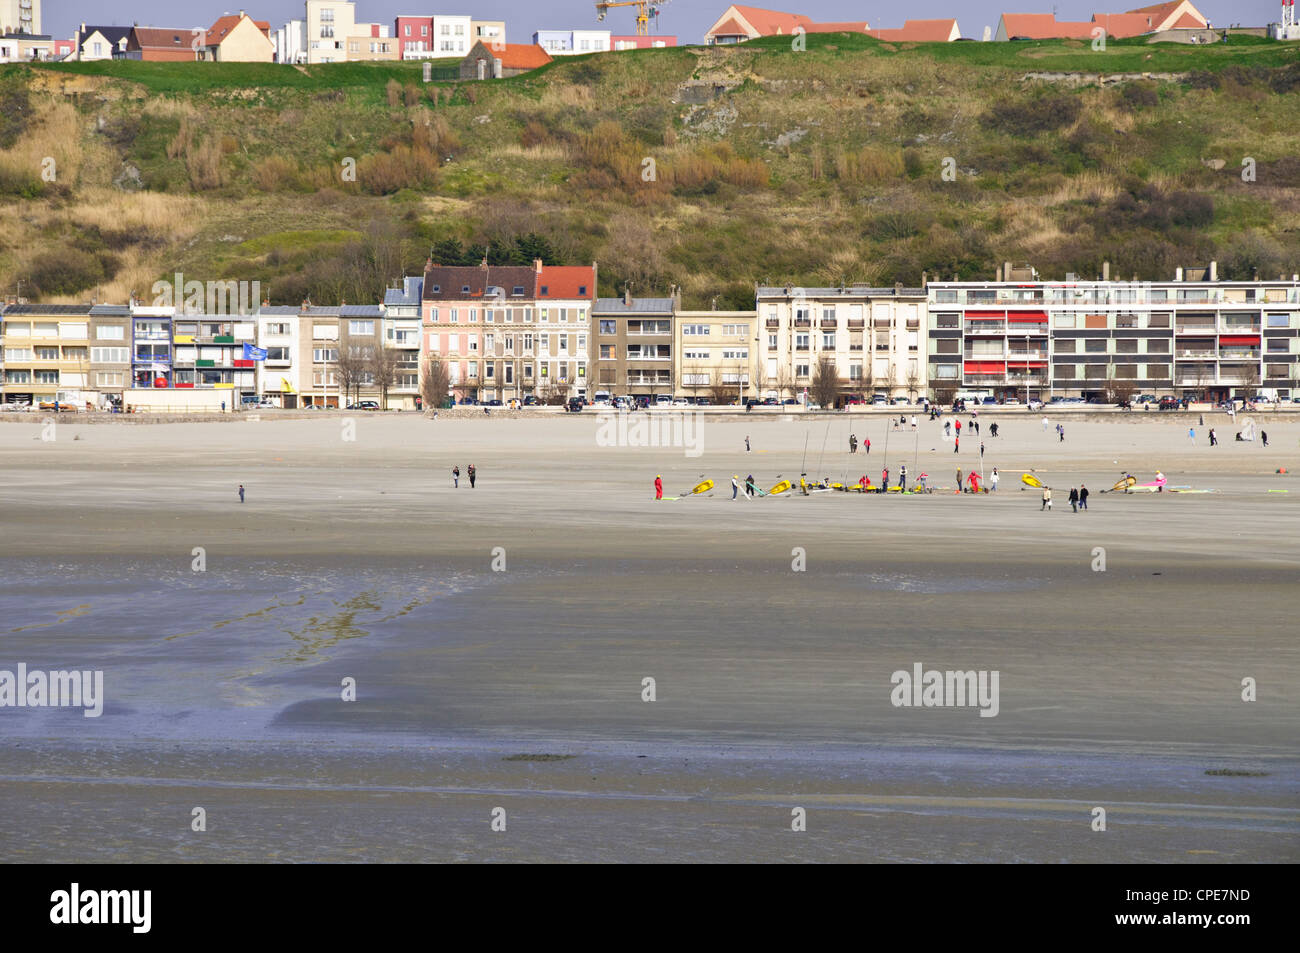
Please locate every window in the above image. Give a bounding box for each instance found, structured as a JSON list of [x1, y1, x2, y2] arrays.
[[933, 313, 959, 329], [1148, 313, 1171, 328], [1054, 339, 1076, 353], [1146, 364, 1169, 379], [796, 364, 810, 378], [485, 363, 494, 380], [849, 364, 863, 380], [1053, 315, 1076, 329], [1084, 339, 1107, 353], [1266, 338, 1289, 352], [91, 347, 129, 363], [1116, 339, 1138, 354], [4, 346, 31, 359], [722, 349, 748, 360], [312, 347, 338, 363], [682, 324, 711, 336], [683, 350, 709, 360], [36, 370, 59, 384], [35, 347, 59, 360], [935, 339, 959, 354], [95, 325, 125, 340], [598, 320, 616, 334], [265, 347, 290, 361], [600, 344, 616, 359], [1146, 339, 1169, 353], [722, 324, 747, 336], [523, 334, 534, 350], [468, 338, 478, 352], [348, 320, 374, 336], [767, 334, 777, 349], [821, 333, 835, 349], [5, 370, 31, 384], [1267, 313, 1292, 327], [795, 333, 809, 350], [96, 372, 124, 387]]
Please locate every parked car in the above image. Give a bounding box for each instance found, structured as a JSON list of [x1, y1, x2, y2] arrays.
[[696, 396, 712, 406], [981, 396, 998, 405], [870, 394, 888, 405], [566, 397, 584, 413], [1135, 394, 1156, 405], [347, 400, 380, 410], [782, 398, 799, 405], [1004, 397, 1021, 406], [891, 396, 910, 405], [762, 397, 780, 406], [1158, 396, 1180, 411]]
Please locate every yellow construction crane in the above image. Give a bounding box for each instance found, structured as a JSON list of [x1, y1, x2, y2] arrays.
[[595, 0, 669, 37]]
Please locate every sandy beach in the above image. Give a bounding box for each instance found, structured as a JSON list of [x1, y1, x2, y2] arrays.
[[1, 407, 1297, 862]]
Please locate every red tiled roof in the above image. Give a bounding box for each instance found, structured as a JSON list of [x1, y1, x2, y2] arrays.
[[807, 21, 870, 33], [131, 27, 194, 50], [730, 5, 813, 35], [1000, 13, 1095, 39], [1125, 2, 1207, 28], [1090, 12, 1154, 37], [536, 266, 596, 300], [486, 42, 552, 70], [869, 19, 959, 42], [711, 16, 750, 37], [205, 13, 271, 47]]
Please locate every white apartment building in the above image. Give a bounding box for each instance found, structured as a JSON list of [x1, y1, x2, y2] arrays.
[[432, 15, 472, 56], [532, 29, 611, 54], [756, 285, 928, 403], [305, 0, 354, 63], [275, 19, 306, 64], [0, 0, 40, 36]]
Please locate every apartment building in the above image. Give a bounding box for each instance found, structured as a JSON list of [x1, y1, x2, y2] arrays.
[[927, 263, 1300, 401], [674, 308, 758, 403], [255, 306, 302, 406], [592, 294, 677, 399], [305, 0, 354, 63], [430, 15, 472, 56], [532, 29, 611, 54], [0, 0, 41, 36], [422, 262, 536, 403], [756, 285, 927, 404], [88, 304, 131, 409], [471, 20, 506, 47], [170, 312, 257, 402], [383, 277, 423, 409], [0, 304, 91, 407], [303, 306, 342, 406], [532, 265, 595, 401], [346, 22, 395, 60]]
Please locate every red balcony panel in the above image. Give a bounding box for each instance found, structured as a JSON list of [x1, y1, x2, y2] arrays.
[[964, 361, 1006, 374], [1219, 335, 1260, 345], [965, 311, 1006, 320], [174, 382, 194, 389], [233, 359, 254, 368]]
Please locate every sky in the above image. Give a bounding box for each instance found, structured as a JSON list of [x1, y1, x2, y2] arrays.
[[43, 0, 1286, 44]]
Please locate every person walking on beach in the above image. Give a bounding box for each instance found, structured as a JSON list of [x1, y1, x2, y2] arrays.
[[944, 420, 951, 437], [990, 468, 1000, 492], [980, 441, 985, 459], [1058, 424, 1065, 443], [955, 420, 962, 439], [849, 433, 858, 453], [238, 484, 245, 503], [745, 474, 755, 498], [899, 463, 907, 492], [954, 435, 959, 453], [956, 468, 962, 492], [882, 467, 889, 491], [1041, 486, 1052, 510], [1042, 415, 1049, 432], [911, 415, 917, 431], [1079, 483, 1089, 510], [1262, 430, 1269, 447], [1209, 428, 1217, 447], [745, 435, 751, 452], [732, 475, 740, 500], [1189, 427, 1195, 442], [654, 474, 663, 500], [865, 437, 870, 454], [1069, 486, 1079, 512], [468, 464, 476, 488], [452, 465, 460, 488]]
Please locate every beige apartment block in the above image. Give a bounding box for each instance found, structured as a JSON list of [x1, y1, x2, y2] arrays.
[[756, 285, 927, 404], [306, 0, 355, 63], [673, 309, 757, 404]]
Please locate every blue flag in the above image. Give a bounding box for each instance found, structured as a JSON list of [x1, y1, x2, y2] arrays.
[[243, 343, 267, 361]]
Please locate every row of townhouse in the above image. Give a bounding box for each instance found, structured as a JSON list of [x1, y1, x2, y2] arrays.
[[6, 261, 1300, 411]]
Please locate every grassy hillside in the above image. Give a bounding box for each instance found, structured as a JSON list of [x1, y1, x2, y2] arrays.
[[3, 33, 1300, 309]]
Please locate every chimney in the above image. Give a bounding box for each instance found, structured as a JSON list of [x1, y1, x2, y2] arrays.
[[995, 264, 1003, 282], [1102, 260, 1110, 281], [1175, 267, 1184, 281], [624, 287, 631, 307], [1209, 260, 1217, 281], [1004, 261, 1012, 282], [534, 258, 543, 274], [921, 270, 928, 289]]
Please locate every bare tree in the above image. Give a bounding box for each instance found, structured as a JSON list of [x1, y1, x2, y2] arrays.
[[809, 356, 841, 408], [1107, 377, 1138, 405], [905, 363, 921, 402], [422, 356, 452, 411], [930, 382, 957, 406], [370, 346, 401, 409], [334, 344, 370, 406], [710, 380, 739, 405]]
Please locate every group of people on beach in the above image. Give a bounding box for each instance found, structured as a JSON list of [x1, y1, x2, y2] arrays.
[[451, 464, 477, 488], [1040, 484, 1089, 511]]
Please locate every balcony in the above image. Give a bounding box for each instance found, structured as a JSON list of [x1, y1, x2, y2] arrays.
[[966, 322, 1006, 334], [1176, 350, 1216, 359], [1220, 322, 1262, 333], [1175, 323, 1216, 335], [793, 319, 811, 328], [1219, 349, 1260, 360], [820, 318, 838, 329], [847, 319, 865, 329], [1007, 350, 1048, 360]]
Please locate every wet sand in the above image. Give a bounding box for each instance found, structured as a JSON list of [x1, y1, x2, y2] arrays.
[[1, 410, 1297, 862]]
